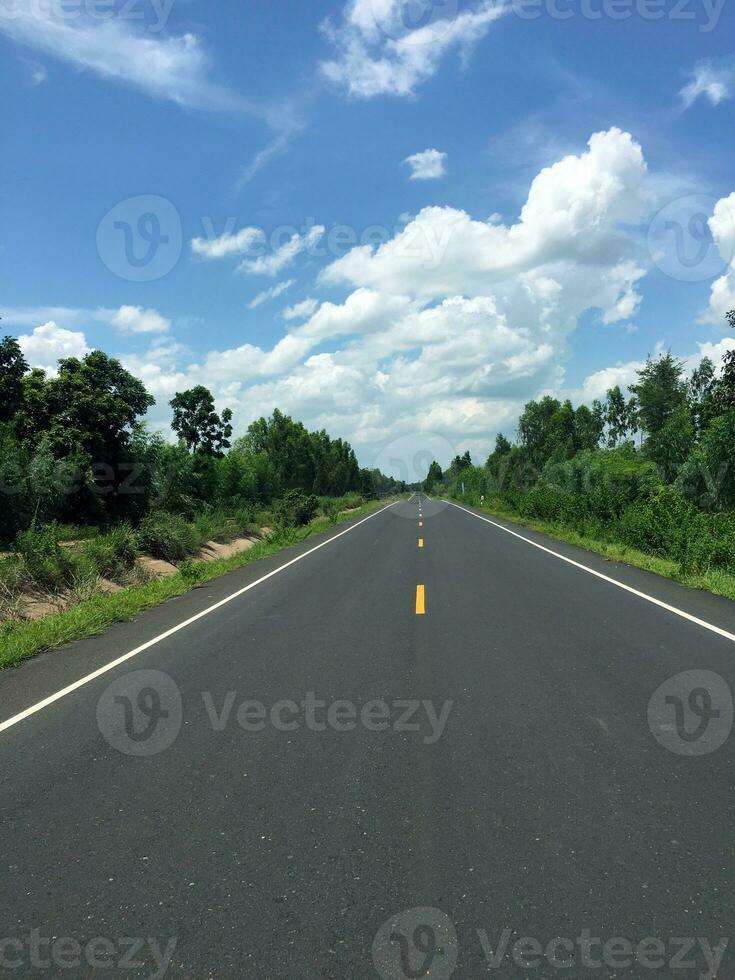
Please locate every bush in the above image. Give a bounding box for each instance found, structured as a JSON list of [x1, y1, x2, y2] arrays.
[[13, 524, 78, 589], [135, 512, 198, 563], [273, 490, 319, 528], [81, 524, 138, 581], [617, 487, 698, 562]]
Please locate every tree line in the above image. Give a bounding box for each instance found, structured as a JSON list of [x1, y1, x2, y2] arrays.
[[423, 312, 735, 577], [0, 339, 403, 541]]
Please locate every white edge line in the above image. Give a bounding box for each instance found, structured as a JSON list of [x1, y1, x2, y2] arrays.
[[0, 503, 397, 736], [446, 500, 735, 645]]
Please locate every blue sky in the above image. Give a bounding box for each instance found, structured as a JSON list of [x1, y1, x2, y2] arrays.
[[1, 0, 735, 477]]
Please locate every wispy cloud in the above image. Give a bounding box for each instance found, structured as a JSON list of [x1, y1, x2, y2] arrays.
[[0, 304, 171, 334], [320, 0, 507, 98], [191, 227, 264, 260], [283, 298, 319, 321], [239, 226, 325, 277], [0, 1, 240, 109], [680, 61, 733, 109], [248, 280, 295, 309]]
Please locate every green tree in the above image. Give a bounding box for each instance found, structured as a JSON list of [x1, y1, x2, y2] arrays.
[[605, 386, 629, 447], [170, 386, 233, 456], [687, 355, 718, 436], [0, 335, 28, 423], [629, 353, 687, 436], [423, 460, 443, 492], [574, 403, 604, 452], [645, 404, 694, 483]]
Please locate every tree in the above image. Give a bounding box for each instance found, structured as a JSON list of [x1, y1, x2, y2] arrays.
[[423, 461, 443, 492], [605, 386, 629, 447], [715, 345, 735, 416], [645, 404, 694, 483], [687, 355, 718, 436], [629, 353, 687, 436], [574, 403, 604, 452], [170, 386, 233, 456], [0, 335, 28, 423], [493, 433, 512, 457]]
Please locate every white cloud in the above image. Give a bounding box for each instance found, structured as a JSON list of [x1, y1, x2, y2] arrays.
[[320, 0, 507, 98], [18, 322, 91, 375], [322, 129, 647, 303], [192, 227, 264, 260], [404, 148, 447, 180], [1, 304, 172, 334], [0, 2, 238, 109], [705, 193, 735, 324], [248, 280, 294, 310], [238, 226, 325, 276], [111, 305, 171, 334], [575, 359, 646, 403], [680, 62, 733, 109], [17, 128, 683, 470], [283, 298, 319, 321]]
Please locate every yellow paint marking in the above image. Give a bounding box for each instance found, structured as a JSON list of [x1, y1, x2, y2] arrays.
[[418, 538, 424, 548], [415, 584, 425, 615], [419, 521, 423, 527]]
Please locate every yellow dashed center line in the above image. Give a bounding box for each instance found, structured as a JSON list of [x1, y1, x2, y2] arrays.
[[415, 584, 425, 615], [418, 538, 424, 548]]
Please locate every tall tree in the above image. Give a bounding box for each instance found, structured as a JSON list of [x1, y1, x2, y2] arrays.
[[170, 386, 233, 457], [0, 335, 28, 423], [423, 460, 443, 492], [629, 353, 687, 436], [605, 386, 629, 447], [687, 355, 718, 436]]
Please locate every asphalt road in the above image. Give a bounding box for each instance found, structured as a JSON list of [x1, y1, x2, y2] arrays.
[[1, 496, 734, 979]]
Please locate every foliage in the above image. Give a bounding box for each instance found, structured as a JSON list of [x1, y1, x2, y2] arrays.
[[135, 511, 199, 563], [423, 461, 443, 492], [0, 336, 28, 423], [170, 386, 233, 456], [273, 489, 319, 528]]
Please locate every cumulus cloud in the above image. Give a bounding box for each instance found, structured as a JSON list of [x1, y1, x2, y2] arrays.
[[320, 0, 506, 98], [0, 1, 238, 109], [15, 128, 680, 470], [705, 193, 735, 323], [248, 280, 295, 310], [118, 127, 654, 466], [111, 306, 171, 334], [238, 226, 325, 276], [18, 322, 91, 375], [680, 62, 733, 109], [404, 148, 447, 180]]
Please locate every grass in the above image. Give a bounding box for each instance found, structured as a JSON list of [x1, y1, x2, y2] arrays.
[[453, 495, 735, 603], [0, 498, 391, 670]]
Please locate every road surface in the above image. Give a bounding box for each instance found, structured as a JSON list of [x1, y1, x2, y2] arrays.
[[1, 496, 733, 978]]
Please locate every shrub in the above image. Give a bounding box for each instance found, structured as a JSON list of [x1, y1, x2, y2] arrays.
[[617, 487, 698, 562], [13, 524, 77, 589], [81, 524, 138, 581], [135, 512, 198, 563], [273, 490, 319, 528]]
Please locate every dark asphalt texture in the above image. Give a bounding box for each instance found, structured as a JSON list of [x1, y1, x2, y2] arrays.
[[0, 496, 734, 979]]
